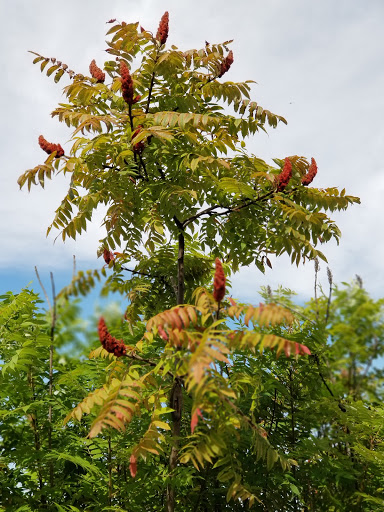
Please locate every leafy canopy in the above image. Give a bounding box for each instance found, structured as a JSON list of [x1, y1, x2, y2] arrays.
[[19, 13, 359, 318]]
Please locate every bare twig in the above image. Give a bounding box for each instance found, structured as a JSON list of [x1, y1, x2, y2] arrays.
[[325, 267, 333, 325], [314, 258, 320, 321], [108, 435, 113, 507], [35, 267, 52, 310], [121, 266, 160, 279]]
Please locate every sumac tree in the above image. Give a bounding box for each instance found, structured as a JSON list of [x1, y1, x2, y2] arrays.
[[10, 10, 371, 512]]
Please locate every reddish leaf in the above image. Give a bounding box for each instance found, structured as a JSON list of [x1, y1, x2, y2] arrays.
[[300, 344, 311, 355], [191, 408, 203, 433], [129, 454, 137, 478], [284, 341, 291, 358], [158, 325, 168, 341]]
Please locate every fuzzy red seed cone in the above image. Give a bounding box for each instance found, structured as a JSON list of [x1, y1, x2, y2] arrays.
[[213, 258, 226, 303], [301, 157, 318, 186], [218, 50, 234, 78], [97, 317, 127, 357], [156, 11, 169, 45], [103, 248, 114, 264], [38, 135, 64, 158], [276, 157, 292, 192], [54, 144, 64, 158], [89, 59, 105, 83], [98, 317, 108, 348], [119, 60, 134, 104]]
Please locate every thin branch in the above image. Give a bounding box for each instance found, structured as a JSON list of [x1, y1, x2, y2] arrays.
[[120, 266, 163, 280], [288, 367, 298, 512], [325, 267, 333, 325], [145, 48, 161, 114], [268, 388, 278, 435], [27, 370, 46, 502], [102, 164, 121, 171], [35, 267, 52, 310], [124, 350, 157, 368], [314, 258, 320, 321], [128, 104, 134, 132], [167, 378, 183, 512], [156, 161, 166, 180], [146, 73, 156, 113], [108, 435, 113, 507], [48, 272, 57, 488], [138, 153, 149, 180], [72, 255, 76, 280], [182, 190, 275, 228]]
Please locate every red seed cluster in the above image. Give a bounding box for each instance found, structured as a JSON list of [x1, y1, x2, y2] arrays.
[[301, 157, 318, 186], [89, 59, 105, 83], [98, 317, 127, 357], [213, 258, 226, 303], [103, 248, 115, 265], [119, 62, 141, 105], [156, 11, 169, 45], [276, 157, 292, 192], [120, 60, 135, 104], [218, 51, 234, 78], [38, 135, 64, 158]]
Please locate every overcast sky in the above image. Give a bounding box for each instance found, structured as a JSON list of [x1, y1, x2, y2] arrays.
[[1, 0, 384, 308]]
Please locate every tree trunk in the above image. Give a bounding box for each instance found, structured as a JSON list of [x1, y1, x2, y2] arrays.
[[166, 227, 185, 512], [177, 231, 185, 305]]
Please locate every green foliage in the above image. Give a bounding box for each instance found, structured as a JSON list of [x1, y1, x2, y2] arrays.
[[2, 278, 384, 510]]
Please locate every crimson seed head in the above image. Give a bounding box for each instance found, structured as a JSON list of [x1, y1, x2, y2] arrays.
[[119, 60, 134, 104], [89, 59, 105, 83], [276, 157, 292, 192], [98, 317, 127, 357], [38, 135, 64, 158], [103, 248, 114, 265], [301, 157, 318, 186], [156, 11, 169, 45], [218, 50, 234, 78], [213, 258, 226, 303]]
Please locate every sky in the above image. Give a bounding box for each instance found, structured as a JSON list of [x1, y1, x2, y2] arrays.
[[1, 0, 384, 312]]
